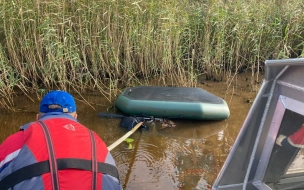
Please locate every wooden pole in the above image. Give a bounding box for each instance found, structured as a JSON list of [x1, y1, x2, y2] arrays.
[[108, 122, 143, 151]]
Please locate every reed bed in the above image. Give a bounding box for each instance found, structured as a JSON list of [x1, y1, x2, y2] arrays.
[[0, 0, 303, 110]]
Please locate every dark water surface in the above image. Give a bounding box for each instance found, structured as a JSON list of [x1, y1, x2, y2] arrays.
[[0, 72, 260, 190]]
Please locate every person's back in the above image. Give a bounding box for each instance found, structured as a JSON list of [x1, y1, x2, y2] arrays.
[[0, 90, 122, 190]]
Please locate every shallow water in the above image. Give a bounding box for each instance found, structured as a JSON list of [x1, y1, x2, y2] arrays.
[[0, 72, 260, 189]]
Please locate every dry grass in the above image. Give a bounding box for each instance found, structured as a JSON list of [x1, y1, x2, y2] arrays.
[[0, 0, 303, 110]]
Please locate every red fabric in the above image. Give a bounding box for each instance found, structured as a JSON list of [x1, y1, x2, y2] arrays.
[[24, 118, 109, 189], [1, 117, 113, 189], [288, 124, 304, 145], [0, 131, 24, 167], [45, 119, 92, 160], [24, 123, 49, 161], [42, 174, 52, 190], [56, 170, 102, 190]]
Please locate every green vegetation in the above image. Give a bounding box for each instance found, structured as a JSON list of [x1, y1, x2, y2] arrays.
[[0, 0, 303, 110]]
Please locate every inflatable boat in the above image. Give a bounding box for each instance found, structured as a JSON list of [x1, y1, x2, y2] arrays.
[[115, 86, 230, 120]]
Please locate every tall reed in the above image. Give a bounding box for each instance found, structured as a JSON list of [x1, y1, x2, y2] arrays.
[[0, 0, 303, 110]]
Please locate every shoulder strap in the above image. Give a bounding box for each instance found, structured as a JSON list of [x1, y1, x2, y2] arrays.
[[89, 130, 98, 190], [37, 120, 60, 190], [0, 158, 119, 190]]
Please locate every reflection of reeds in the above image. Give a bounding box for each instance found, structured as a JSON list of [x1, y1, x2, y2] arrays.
[[1, 0, 304, 110]]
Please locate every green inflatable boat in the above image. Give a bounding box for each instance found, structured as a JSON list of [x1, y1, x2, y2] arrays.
[[115, 86, 230, 120]]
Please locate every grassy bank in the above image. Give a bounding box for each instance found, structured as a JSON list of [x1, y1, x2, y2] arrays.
[[0, 0, 303, 110]]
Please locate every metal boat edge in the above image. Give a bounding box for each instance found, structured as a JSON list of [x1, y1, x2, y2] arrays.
[[212, 58, 304, 190]]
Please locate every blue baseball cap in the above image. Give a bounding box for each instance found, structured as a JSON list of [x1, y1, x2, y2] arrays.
[[39, 90, 76, 113]]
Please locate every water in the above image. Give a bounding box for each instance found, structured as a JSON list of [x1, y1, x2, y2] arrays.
[[0, 72, 260, 189]]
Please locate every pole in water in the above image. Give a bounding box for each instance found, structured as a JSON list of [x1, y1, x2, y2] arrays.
[[107, 122, 143, 151]]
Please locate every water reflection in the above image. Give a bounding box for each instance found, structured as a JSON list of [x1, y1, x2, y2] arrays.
[[155, 120, 228, 139], [0, 72, 256, 189], [0, 97, 235, 190], [107, 119, 230, 190], [0, 112, 35, 143]]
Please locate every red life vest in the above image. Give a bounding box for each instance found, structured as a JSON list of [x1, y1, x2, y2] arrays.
[[0, 116, 120, 190]]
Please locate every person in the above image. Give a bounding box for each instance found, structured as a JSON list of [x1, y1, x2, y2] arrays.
[[0, 90, 122, 190], [276, 124, 304, 150], [264, 124, 304, 183]]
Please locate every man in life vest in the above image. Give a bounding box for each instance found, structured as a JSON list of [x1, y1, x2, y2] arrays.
[[0, 90, 122, 190]]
